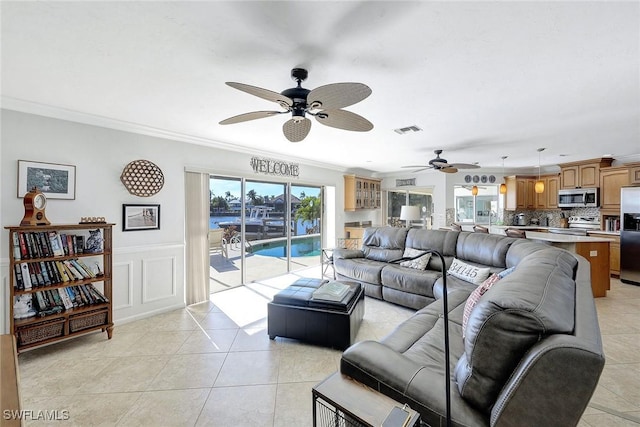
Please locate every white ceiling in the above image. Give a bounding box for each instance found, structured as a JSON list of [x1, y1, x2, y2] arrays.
[[2, 1, 639, 174]]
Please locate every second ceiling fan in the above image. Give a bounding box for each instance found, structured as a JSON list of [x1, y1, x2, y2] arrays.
[[219, 68, 373, 142], [402, 149, 480, 173]]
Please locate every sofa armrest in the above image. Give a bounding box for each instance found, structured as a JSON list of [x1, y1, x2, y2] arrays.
[[333, 248, 364, 260]]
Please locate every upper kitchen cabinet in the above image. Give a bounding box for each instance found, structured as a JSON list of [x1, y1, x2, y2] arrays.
[[507, 174, 558, 211], [344, 175, 381, 211], [627, 162, 640, 185], [559, 158, 614, 189], [600, 166, 630, 211]]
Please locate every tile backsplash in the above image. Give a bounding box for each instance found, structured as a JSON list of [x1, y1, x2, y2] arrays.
[[503, 207, 600, 227]]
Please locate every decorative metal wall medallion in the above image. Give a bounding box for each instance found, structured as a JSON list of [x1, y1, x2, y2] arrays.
[[120, 160, 164, 197]]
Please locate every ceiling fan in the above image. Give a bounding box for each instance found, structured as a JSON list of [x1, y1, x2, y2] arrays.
[[219, 68, 373, 142], [402, 149, 480, 173]]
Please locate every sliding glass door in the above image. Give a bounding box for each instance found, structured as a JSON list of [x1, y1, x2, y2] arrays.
[[209, 176, 324, 292], [243, 180, 289, 283], [290, 184, 322, 272]]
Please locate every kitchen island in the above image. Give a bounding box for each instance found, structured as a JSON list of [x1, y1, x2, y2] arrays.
[[494, 228, 614, 297]]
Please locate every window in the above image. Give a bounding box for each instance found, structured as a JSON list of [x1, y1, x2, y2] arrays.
[[454, 185, 499, 224], [387, 190, 432, 227]]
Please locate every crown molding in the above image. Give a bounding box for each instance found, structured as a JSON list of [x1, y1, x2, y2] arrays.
[[1, 96, 348, 173]]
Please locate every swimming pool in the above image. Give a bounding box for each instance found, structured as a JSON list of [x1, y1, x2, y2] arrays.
[[249, 236, 321, 257]]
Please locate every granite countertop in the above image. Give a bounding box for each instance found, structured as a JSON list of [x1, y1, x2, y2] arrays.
[[523, 230, 615, 243]]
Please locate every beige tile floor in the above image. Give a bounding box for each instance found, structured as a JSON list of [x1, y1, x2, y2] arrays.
[[16, 270, 640, 426]]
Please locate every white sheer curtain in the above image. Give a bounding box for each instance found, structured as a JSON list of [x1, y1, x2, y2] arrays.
[[185, 172, 209, 305]]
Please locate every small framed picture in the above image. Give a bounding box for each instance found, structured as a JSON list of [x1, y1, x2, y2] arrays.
[[122, 204, 160, 231], [17, 160, 76, 199]]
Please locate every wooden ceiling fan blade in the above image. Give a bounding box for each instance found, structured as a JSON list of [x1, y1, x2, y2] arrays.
[[401, 165, 430, 168], [440, 167, 459, 174], [448, 163, 480, 169], [411, 167, 431, 173], [219, 110, 284, 125], [283, 118, 311, 142], [307, 83, 372, 110], [315, 109, 373, 131], [226, 82, 293, 107]]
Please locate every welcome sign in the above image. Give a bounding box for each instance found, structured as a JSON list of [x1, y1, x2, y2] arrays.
[[249, 157, 300, 178]]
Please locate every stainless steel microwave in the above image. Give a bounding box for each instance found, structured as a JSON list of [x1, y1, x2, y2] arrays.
[[558, 188, 599, 208]]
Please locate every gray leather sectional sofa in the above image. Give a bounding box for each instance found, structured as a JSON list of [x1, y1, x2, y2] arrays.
[[334, 227, 605, 426]]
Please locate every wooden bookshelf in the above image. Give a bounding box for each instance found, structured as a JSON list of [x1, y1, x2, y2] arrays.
[[5, 224, 114, 352]]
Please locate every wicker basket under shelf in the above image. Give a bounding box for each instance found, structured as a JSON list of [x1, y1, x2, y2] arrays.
[[70, 310, 108, 333], [16, 318, 65, 346]]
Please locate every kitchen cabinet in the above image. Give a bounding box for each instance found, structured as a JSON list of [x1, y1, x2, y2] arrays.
[[546, 174, 560, 209], [344, 175, 381, 211], [506, 176, 535, 210], [626, 162, 640, 185], [559, 158, 613, 189], [599, 166, 630, 210], [507, 175, 557, 211], [588, 232, 620, 277]]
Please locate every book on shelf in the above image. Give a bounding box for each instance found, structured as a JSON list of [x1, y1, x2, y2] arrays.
[[20, 263, 32, 290], [63, 260, 84, 280], [312, 281, 351, 302], [39, 261, 51, 285], [48, 231, 65, 257], [54, 261, 70, 282], [75, 259, 97, 278], [58, 288, 75, 310], [27, 263, 38, 287], [70, 259, 91, 279], [18, 233, 28, 259], [75, 236, 84, 254], [13, 264, 24, 290], [86, 284, 109, 303], [12, 233, 21, 260]]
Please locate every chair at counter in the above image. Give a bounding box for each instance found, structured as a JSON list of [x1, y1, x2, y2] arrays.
[[473, 225, 489, 233], [505, 228, 527, 239]]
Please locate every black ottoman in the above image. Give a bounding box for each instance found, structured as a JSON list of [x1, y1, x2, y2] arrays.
[[267, 278, 365, 350]]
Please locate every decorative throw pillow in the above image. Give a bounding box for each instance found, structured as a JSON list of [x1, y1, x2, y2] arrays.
[[400, 247, 431, 270], [462, 273, 502, 339], [447, 258, 491, 284]]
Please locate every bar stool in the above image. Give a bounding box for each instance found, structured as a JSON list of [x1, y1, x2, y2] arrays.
[[473, 225, 489, 233], [505, 228, 527, 238]]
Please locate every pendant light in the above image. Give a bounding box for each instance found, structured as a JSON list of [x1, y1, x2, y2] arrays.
[[499, 156, 508, 194], [535, 148, 545, 194]]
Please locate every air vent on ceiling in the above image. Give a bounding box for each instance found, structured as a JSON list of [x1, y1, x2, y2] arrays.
[[394, 125, 422, 135]]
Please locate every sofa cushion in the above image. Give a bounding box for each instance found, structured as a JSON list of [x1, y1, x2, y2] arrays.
[[362, 227, 409, 262], [381, 265, 441, 299], [400, 248, 432, 270], [334, 257, 387, 286], [448, 258, 491, 284], [406, 229, 459, 272], [456, 232, 515, 268], [454, 248, 577, 413]]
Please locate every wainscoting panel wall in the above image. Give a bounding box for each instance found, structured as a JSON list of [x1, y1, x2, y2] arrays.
[[113, 260, 134, 310], [113, 244, 185, 324]]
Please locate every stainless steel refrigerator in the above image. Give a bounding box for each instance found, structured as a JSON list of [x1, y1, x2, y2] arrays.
[[621, 186, 640, 286]]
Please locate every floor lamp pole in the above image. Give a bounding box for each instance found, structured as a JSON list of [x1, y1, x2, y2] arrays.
[[426, 250, 451, 427]]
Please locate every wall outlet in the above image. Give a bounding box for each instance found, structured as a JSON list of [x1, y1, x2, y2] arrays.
[[590, 250, 598, 257]]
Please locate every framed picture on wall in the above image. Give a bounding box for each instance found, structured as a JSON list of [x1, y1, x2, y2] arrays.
[[17, 160, 76, 199], [122, 204, 161, 231]]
